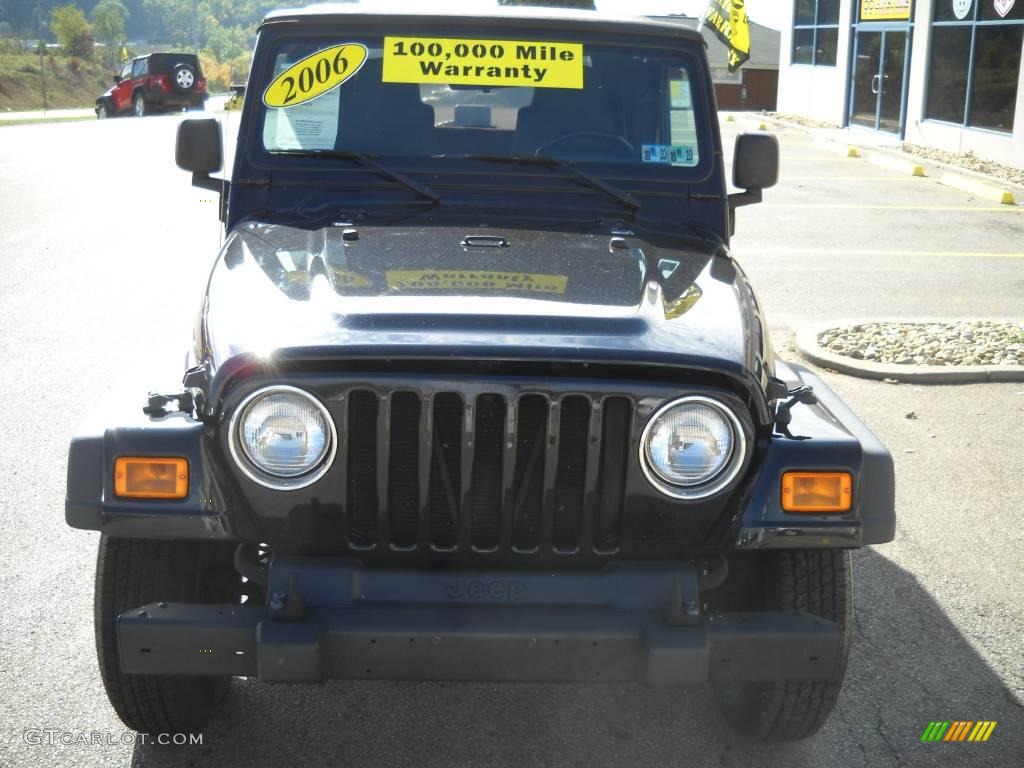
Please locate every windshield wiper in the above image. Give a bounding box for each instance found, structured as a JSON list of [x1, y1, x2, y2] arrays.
[[271, 149, 440, 203], [459, 154, 640, 213]]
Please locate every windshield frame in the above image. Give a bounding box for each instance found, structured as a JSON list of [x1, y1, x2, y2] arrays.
[[241, 18, 719, 191]]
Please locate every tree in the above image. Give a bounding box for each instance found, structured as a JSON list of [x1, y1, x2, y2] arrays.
[[49, 5, 94, 58], [91, 1, 128, 67]]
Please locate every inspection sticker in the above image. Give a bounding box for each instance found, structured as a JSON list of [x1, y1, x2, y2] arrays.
[[383, 37, 583, 88], [642, 144, 695, 165], [385, 270, 568, 294], [263, 44, 368, 108]]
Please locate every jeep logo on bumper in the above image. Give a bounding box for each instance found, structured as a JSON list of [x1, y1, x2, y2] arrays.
[[445, 578, 526, 601]]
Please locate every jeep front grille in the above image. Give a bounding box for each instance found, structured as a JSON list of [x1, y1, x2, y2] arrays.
[[337, 388, 633, 555]]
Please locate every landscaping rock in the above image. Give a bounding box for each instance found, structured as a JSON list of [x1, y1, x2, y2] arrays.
[[817, 321, 1024, 367]]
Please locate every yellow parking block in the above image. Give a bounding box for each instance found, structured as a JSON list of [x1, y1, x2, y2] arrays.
[[812, 138, 860, 157], [864, 151, 926, 177]]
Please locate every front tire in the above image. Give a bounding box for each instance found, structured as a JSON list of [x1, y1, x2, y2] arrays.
[[712, 550, 852, 741], [95, 536, 237, 734], [96, 102, 109, 119]]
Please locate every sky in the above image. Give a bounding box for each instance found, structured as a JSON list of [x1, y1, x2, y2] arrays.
[[596, 1, 786, 30]]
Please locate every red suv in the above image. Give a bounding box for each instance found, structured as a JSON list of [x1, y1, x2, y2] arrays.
[[96, 53, 208, 118]]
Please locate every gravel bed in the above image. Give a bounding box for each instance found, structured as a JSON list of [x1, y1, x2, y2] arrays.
[[818, 321, 1024, 366], [900, 144, 1024, 187], [766, 112, 838, 130], [763, 114, 1024, 184]]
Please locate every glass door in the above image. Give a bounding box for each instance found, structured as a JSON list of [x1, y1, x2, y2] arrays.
[[850, 31, 883, 128], [849, 28, 910, 134], [877, 31, 906, 133]]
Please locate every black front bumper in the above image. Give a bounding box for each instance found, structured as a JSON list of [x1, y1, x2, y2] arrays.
[[118, 560, 841, 685]]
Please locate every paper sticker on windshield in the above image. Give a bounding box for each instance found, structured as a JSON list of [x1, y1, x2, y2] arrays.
[[383, 37, 583, 88], [264, 88, 339, 150], [642, 144, 696, 166], [386, 270, 567, 294], [263, 44, 368, 108]]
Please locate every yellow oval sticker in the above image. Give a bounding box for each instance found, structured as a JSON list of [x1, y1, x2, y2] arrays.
[[263, 44, 368, 109]]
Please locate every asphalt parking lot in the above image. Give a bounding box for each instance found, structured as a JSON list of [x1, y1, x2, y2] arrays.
[[0, 111, 1021, 768]]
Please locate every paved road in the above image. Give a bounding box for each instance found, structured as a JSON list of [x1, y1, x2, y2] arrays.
[[0, 112, 1021, 768], [0, 94, 230, 123]]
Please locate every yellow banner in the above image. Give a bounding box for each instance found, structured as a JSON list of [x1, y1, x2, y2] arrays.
[[860, 0, 911, 20], [385, 270, 568, 294], [703, 0, 751, 73], [383, 36, 583, 89]]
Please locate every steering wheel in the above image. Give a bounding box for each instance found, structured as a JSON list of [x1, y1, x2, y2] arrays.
[[534, 130, 636, 159]]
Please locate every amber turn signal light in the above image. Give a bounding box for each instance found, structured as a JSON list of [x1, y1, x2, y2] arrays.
[[781, 472, 852, 513], [114, 457, 189, 499]]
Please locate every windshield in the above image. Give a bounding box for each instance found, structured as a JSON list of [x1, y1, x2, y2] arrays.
[[258, 32, 704, 170]]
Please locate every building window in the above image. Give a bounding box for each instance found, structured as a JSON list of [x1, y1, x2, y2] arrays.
[[792, 0, 840, 66], [926, 3, 1024, 133]]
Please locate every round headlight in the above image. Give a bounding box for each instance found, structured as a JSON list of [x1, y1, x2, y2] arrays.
[[229, 386, 336, 489], [640, 396, 745, 499]]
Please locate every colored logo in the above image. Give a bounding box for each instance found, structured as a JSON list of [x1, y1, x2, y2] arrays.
[[921, 721, 997, 742]]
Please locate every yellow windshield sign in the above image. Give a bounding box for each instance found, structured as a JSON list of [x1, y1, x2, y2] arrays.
[[386, 270, 568, 294], [383, 37, 583, 89], [263, 44, 368, 108]]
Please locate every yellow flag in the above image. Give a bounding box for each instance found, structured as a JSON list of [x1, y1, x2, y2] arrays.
[[120, 46, 129, 63], [702, 0, 751, 73]]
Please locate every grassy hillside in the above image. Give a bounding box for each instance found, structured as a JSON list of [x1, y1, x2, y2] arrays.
[[0, 51, 113, 111]]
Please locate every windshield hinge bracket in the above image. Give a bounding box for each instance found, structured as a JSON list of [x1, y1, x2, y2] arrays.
[[143, 390, 196, 418], [774, 385, 818, 427]]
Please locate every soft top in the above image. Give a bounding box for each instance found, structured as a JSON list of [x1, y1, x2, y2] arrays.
[[260, 2, 705, 44], [147, 52, 201, 68]]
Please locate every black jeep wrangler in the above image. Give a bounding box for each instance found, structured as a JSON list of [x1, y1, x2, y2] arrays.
[[67, 5, 895, 742]]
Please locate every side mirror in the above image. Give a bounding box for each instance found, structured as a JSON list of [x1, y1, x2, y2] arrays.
[[113, 75, 121, 84], [733, 131, 779, 191], [176, 118, 223, 174], [728, 132, 778, 234], [176, 118, 227, 222]]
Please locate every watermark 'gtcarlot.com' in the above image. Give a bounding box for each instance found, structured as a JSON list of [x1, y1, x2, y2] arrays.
[[22, 730, 203, 747]]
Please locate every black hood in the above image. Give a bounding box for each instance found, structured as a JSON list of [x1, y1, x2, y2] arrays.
[[198, 221, 773, 421]]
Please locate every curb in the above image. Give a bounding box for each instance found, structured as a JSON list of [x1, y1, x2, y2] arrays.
[[813, 137, 860, 157], [745, 113, 1022, 205], [0, 115, 95, 127], [863, 150, 926, 177], [795, 320, 1024, 384], [939, 170, 1016, 205]]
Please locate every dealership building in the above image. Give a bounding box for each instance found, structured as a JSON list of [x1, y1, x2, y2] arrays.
[[776, 0, 1024, 168]]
